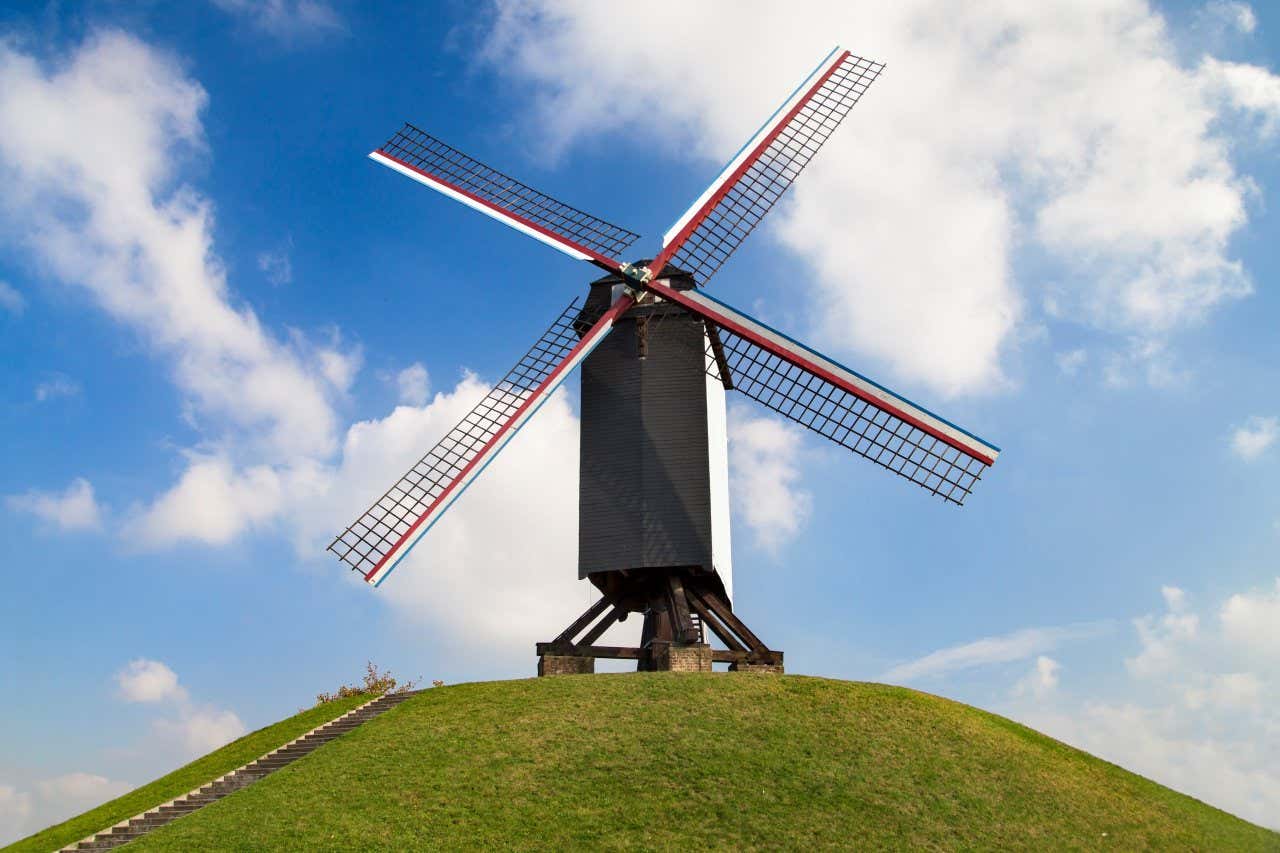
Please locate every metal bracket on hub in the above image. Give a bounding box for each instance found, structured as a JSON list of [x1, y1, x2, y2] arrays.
[[619, 262, 654, 284]]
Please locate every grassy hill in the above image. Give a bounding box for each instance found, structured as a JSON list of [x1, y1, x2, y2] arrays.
[[16, 674, 1280, 851], [5, 693, 372, 853]]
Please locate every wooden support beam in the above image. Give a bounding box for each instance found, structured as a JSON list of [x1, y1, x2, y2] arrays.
[[578, 606, 625, 647], [550, 596, 612, 647], [705, 320, 734, 390], [692, 588, 769, 653], [688, 595, 746, 652]]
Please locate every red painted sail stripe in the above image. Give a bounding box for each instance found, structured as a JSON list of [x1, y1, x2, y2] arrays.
[[649, 50, 851, 277], [363, 293, 636, 583], [372, 149, 624, 272], [644, 281, 997, 466]]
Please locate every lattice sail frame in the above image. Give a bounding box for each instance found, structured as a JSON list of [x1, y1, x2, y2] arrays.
[[651, 48, 884, 287], [641, 280, 1000, 505], [370, 124, 639, 267], [329, 293, 635, 586]]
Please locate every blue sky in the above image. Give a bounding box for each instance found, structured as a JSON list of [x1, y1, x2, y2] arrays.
[[3, 0, 1280, 838]]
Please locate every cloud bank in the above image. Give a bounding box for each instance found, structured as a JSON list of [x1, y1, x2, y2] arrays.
[[484, 0, 1280, 395]]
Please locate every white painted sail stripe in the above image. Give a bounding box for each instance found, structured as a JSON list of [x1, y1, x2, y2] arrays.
[[369, 151, 593, 262], [661, 46, 844, 247]]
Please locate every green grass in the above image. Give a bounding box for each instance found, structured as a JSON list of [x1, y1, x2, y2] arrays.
[[84, 674, 1278, 851], [4, 693, 373, 853]]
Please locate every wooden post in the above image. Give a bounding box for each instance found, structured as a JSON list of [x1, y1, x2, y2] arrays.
[[665, 573, 700, 644]]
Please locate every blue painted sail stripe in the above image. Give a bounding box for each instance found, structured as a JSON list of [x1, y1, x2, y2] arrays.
[[716, 45, 840, 180]]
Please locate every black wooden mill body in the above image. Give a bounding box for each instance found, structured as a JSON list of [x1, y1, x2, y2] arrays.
[[577, 269, 732, 603], [536, 267, 782, 671]]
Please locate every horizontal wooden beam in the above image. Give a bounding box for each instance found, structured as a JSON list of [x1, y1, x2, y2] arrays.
[[537, 642, 782, 665], [536, 643, 644, 660], [710, 649, 784, 665]]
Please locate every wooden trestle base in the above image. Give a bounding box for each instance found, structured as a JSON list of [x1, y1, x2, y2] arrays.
[[536, 570, 784, 675]]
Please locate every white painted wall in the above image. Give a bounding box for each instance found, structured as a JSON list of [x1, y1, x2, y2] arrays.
[[704, 332, 733, 602]]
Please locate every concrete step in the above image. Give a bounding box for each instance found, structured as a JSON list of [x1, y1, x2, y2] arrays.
[[129, 814, 176, 828], [278, 743, 321, 753], [155, 804, 201, 817], [197, 782, 240, 793], [177, 794, 222, 806], [253, 754, 303, 764]]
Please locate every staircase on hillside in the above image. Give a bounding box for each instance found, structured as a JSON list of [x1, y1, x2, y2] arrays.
[[63, 690, 421, 851]]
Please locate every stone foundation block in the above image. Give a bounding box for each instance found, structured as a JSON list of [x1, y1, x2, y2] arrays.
[[538, 655, 595, 677], [729, 662, 784, 674], [652, 642, 713, 672]]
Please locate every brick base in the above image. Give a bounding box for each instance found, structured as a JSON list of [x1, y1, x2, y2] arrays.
[[652, 642, 713, 672], [537, 655, 595, 677], [729, 662, 784, 674]]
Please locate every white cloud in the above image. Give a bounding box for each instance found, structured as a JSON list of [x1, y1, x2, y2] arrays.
[[1013, 655, 1061, 700], [0, 773, 132, 847], [34, 373, 81, 401], [115, 658, 187, 703], [1220, 577, 1280, 659], [1229, 415, 1278, 460], [0, 32, 360, 545], [727, 406, 812, 552], [115, 658, 247, 760], [152, 707, 246, 755], [1054, 348, 1087, 376], [1010, 579, 1280, 829], [212, 0, 345, 42], [484, 0, 1279, 395], [1200, 56, 1280, 137], [0, 785, 32, 831], [395, 362, 431, 406], [257, 245, 292, 285], [5, 477, 103, 531], [127, 454, 290, 547], [883, 622, 1106, 682], [35, 772, 132, 808], [0, 280, 24, 315], [289, 374, 589, 657], [0, 31, 346, 457], [1202, 1, 1258, 36], [1127, 584, 1200, 677]]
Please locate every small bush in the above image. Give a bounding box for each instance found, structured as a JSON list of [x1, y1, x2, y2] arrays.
[[315, 662, 419, 706]]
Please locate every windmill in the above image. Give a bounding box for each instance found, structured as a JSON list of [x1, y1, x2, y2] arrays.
[[330, 47, 1001, 675]]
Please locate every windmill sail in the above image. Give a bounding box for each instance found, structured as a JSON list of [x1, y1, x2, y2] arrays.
[[329, 293, 635, 586], [651, 48, 883, 287], [370, 124, 640, 270], [644, 280, 999, 505]]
